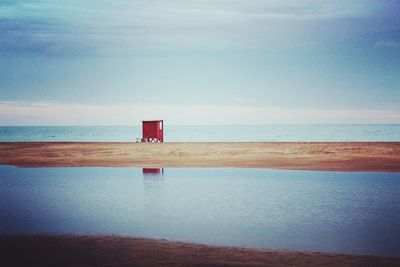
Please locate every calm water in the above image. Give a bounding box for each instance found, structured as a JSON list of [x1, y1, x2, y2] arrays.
[[0, 165, 399, 257], [1, 124, 400, 141]]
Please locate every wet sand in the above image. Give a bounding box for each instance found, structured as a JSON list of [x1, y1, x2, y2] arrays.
[[0, 142, 399, 171], [1, 235, 399, 267]]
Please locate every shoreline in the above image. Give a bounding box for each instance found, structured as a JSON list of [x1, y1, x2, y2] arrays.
[[1, 142, 400, 172], [1, 235, 399, 267]]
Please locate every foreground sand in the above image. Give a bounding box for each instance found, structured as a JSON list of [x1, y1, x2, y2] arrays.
[[0, 142, 399, 171], [1, 235, 399, 267]]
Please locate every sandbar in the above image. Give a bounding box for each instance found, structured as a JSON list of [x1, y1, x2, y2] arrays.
[[0, 142, 399, 171]]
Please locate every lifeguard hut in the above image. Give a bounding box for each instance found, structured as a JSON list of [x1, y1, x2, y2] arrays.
[[138, 120, 164, 143]]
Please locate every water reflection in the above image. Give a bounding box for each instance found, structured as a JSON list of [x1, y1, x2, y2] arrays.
[[1, 165, 400, 257], [142, 168, 165, 231], [142, 168, 164, 176]]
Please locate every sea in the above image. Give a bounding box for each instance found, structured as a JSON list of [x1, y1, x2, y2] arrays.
[[0, 124, 399, 142]]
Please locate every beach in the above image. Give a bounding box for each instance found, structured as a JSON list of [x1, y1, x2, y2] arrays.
[[2, 235, 399, 267], [1, 142, 399, 171], [1, 141, 400, 266]]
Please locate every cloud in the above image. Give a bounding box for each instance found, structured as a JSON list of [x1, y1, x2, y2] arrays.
[[0, 0, 384, 55], [1, 102, 399, 125]]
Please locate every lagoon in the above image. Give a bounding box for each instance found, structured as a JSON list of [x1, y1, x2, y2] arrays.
[[0, 166, 399, 257]]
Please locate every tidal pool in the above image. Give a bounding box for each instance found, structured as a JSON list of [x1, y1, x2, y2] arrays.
[[0, 165, 399, 257]]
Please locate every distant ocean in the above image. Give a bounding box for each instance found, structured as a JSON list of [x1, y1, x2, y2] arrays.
[[0, 125, 399, 142]]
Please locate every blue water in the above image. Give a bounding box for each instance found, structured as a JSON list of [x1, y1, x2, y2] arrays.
[[0, 124, 400, 142], [0, 165, 399, 257]]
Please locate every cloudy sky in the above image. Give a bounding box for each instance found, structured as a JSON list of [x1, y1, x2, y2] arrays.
[[1, 0, 399, 125]]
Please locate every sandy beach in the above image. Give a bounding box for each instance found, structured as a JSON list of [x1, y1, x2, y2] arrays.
[[0, 142, 399, 171], [1, 235, 399, 267], [1, 142, 400, 266]]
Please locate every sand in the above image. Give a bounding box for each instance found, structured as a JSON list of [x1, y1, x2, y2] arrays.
[[0, 142, 399, 171], [1, 142, 400, 266], [0, 142, 400, 266], [1, 235, 399, 267]]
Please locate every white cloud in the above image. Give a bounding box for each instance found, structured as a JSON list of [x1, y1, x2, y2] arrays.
[[1, 102, 399, 125]]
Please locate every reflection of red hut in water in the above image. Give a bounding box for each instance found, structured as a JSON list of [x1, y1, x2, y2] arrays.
[[139, 120, 164, 143], [143, 168, 164, 175]]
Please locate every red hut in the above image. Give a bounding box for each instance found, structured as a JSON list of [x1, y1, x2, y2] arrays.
[[140, 120, 164, 142]]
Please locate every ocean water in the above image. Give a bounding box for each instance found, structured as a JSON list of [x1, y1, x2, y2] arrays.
[[0, 165, 399, 257], [0, 124, 399, 142]]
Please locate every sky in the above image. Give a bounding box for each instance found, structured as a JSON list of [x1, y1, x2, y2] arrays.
[[0, 0, 399, 125]]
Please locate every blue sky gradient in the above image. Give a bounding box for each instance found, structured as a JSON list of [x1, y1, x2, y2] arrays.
[[1, 0, 399, 125]]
